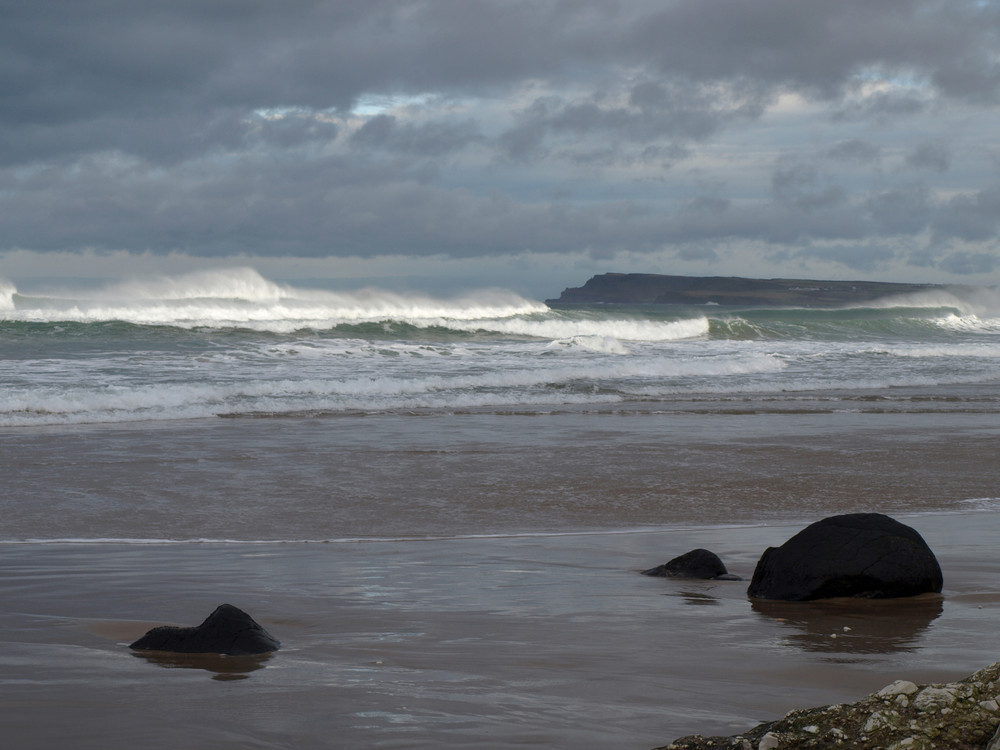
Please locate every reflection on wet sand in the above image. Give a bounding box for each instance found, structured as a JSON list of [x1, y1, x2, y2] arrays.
[[676, 590, 722, 606], [131, 651, 274, 681], [751, 594, 944, 655]]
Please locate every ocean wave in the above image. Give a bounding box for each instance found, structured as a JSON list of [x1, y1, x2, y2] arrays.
[[0, 346, 788, 426], [0, 267, 713, 342], [706, 306, 1000, 341], [957, 498, 1000, 513], [935, 313, 1000, 334], [2, 267, 547, 328], [0, 277, 15, 312]]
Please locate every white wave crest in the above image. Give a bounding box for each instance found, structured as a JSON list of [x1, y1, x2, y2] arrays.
[[1, 267, 713, 343], [0, 267, 550, 329], [442, 315, 709, 342], [871, 285, 1000, 318], [106, 267, 291, 302], [935, 313, 1000, 334], [0, 278, 15, 311]]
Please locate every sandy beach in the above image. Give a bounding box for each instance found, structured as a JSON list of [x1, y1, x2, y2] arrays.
[[3, 507, 1000, 749]]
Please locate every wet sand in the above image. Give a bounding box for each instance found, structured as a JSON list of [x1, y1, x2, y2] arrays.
[[3, 514, 1000, 750], [2, 402, 1000, 748]]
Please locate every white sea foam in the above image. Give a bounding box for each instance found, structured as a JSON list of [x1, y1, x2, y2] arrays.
[[4, 268, 1000, 427], [957, 498, 1000, 512], [865, 288, 968, 310], [444, 315, 709, 342], [935, 313, 1000, 334], [883, 341, 1000, 358], [0, 278, 15, 311], [868, 285, 1000, 320], [1, 267, 550, 330], [549, 336, 633, 354], [2, 267, 714, 343]]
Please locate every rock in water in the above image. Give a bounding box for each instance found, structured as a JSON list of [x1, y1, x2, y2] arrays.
[[130, 604, 280, 655], [642, 549, 732, 579], [747, 513, 942, 601]]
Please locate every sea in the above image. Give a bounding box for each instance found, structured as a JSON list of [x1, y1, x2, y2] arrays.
[[2, 267, 1000, 749]]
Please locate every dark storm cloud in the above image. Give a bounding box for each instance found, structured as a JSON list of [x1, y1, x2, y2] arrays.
[[939, 251, 1000, 275], [5, 0, 998, 164], [905, 141, 951, 173], [826, 139, 883, 163], [1, 0, 999, 277], [932, 185, 1000, 242], [497, 77, 772, 163], [863, 186, 932, 235], [791, 243, 899, 273], [351, 114, 482, 156]]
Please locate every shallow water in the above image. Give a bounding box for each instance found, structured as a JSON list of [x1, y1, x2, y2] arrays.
[[3, 400, 999, 541]]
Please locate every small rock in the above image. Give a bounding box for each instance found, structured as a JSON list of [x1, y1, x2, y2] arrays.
[[911, 686, 956, 711], [642, 549, 734, 580], [130, 603, 280, 655], [757, 732, 780, 750], [878, 680, 919, 698], [863, 710, 897, 733]]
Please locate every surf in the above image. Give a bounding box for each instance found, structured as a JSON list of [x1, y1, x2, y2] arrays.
[[0, 267, 712, 342]]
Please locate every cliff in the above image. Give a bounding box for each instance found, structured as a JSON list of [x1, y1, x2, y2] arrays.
[[547, 273, 944, 307]]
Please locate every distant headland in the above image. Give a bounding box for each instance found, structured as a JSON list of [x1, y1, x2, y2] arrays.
[[546, 273, 948, 307]]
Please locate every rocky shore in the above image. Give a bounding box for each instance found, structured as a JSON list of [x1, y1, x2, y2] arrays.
[[660, 662, 1000, 750]]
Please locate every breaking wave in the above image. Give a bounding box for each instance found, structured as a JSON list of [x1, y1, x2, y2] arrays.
[[0, 268, 708, 342]]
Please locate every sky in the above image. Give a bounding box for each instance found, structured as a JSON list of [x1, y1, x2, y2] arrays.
[[2, 0, 1000, 299]]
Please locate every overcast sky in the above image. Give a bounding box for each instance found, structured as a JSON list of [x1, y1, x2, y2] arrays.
[[2, 0, 1000, 297]]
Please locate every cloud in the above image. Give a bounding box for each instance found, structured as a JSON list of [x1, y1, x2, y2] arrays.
[[863, 186, 932, 235], [826, 138, 882, 162], [2, 0, 1000, 288], [350, 114, 482, 156], [933, 185, 1000, 242], [938, 250, 1000, 275], [906, 141, 951, 173]]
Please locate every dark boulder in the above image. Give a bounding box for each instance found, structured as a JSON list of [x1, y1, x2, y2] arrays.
[[642, 548, 735, 579], [130, 604, 280, 655], [747, 513, 943, 601]]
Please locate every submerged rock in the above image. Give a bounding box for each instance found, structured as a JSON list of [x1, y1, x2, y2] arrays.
[[129, 604, 280, 655], [747, 513, 943, 601], [658, 662, 1000, 750], [642, 549, 738, 580]]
